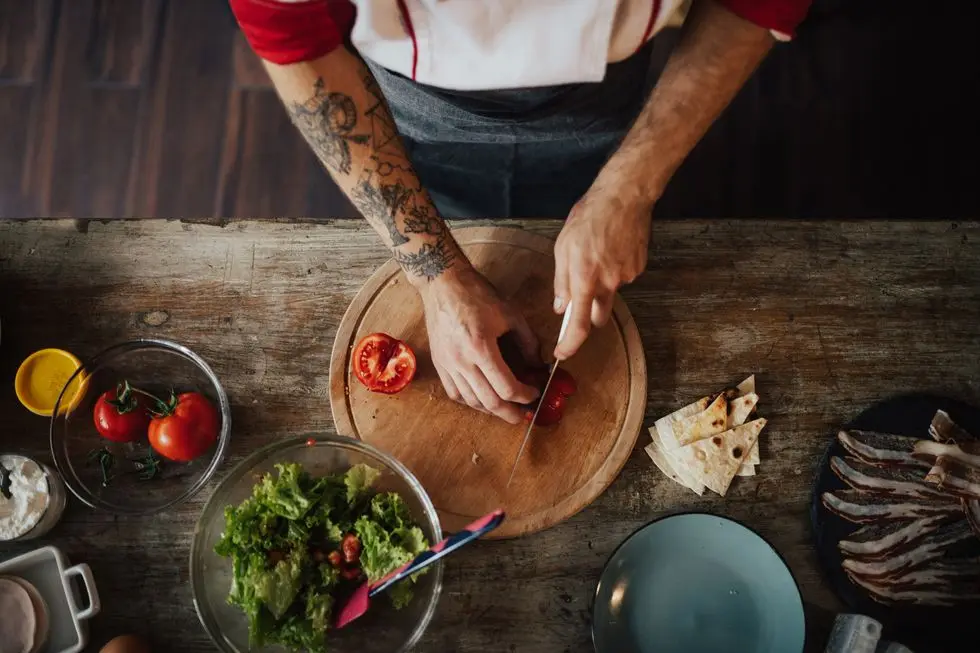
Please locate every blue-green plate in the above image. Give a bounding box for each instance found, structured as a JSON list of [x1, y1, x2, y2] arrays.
[[592, 513, 805, 653]]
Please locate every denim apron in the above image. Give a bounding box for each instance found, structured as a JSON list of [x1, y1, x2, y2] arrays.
[[366, 41, 655, 218]]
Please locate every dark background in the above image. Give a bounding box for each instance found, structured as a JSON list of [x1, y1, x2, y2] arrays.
[[1, 0, 977, 219]]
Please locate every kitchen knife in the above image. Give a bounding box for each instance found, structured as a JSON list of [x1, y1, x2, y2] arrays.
[[506, 302, 574, 487]]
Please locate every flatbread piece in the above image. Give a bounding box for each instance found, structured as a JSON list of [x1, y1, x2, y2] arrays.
[[671, 418, 767, 496]]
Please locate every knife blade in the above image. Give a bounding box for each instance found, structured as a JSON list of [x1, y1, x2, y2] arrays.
[[506, 302, 574, 487]]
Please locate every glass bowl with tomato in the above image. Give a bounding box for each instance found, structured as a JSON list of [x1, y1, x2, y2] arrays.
[[190, 435, 443, 653], [49, 339, 231, 515]]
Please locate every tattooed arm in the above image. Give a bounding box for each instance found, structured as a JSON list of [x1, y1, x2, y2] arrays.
[[262, 47, 540, 421], [262, 48, 454, 279]]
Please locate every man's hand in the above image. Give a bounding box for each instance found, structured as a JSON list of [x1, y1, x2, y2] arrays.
[[553, 180, 652, 360], [554, 0, 775, 361], [419, 265, 541, 424]]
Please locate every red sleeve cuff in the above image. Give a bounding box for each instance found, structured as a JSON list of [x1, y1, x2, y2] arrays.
[[717, 0, 813, 38], [229, 0, 355, 65]]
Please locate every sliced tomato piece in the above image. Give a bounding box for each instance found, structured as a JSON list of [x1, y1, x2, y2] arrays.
[[352, 333, 417, 394], [519, 367, 576, 427]]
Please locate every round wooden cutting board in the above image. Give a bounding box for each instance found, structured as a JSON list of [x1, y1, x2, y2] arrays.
[[329, 227, 647, 538]]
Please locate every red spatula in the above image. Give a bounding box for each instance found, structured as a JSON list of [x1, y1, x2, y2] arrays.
[[335, 509, 505, 629]]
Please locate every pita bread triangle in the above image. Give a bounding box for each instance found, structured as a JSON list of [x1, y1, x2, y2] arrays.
[[671, 394, 729, 449], [673, 418, 767, 496], [732, 375, 760, 467], [645, 442, 702, 493], [647, 376, 761, 493]]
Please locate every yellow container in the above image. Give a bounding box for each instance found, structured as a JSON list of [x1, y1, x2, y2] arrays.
[[15, 349, 87, 417]]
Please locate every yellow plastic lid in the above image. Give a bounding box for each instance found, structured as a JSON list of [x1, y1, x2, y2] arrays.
[[15, 348, 87, 416]]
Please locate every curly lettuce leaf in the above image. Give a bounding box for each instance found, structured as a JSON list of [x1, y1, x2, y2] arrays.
[[370, 491, 413, 529], [355, 516, 414, 582], [271, 611, 324, 653], [394, 525, 428, 556], [306, 587, 334, 634], [253, 463, 313, 520], [254, 551, 306, 620], [344, 463, 382, 503], [387, 581, 416, 610]]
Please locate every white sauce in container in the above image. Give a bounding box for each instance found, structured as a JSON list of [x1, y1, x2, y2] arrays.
[[0, 454, 66, 541]]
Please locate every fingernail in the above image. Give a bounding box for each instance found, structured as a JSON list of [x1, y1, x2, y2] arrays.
[[553, 296, 564, 312]]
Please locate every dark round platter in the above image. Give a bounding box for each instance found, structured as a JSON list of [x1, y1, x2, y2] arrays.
[[810, 393, 980, 652]]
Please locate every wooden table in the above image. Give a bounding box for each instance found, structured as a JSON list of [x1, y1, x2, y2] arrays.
[[1, 219, 978, 652]]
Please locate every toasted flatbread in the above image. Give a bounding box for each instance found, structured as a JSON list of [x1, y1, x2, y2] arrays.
[[648, 424, 706, 495], [653, 396, 711, 450], [734, 376, 761, 467], [728, 392, 758, 429], [737, 375, 756, 395], [0, 577, 36, 653], [670, 394, 729, 449], [645, 442, 705, 495], [729, 392, 760, 470], [672, 418, 767, 496], [650, 376, 761, 491]]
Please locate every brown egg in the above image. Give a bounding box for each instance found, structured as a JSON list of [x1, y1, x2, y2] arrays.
[[100, 635, 151, 653]]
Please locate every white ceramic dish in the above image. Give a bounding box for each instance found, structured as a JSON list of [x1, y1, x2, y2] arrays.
[[0, 545, 100, 653]]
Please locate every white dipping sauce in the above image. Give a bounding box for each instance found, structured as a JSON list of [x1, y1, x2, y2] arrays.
[[0, 454, 58, 541]]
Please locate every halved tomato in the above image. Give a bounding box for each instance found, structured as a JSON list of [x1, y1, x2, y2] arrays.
[[352, 333, 417, 394]]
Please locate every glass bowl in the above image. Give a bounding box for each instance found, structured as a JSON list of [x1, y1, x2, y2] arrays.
[[49, 339, 231, 514], [190, 436, 443, 653]]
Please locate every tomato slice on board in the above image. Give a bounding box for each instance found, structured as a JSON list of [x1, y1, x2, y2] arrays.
[[352, 333, 417, 394]]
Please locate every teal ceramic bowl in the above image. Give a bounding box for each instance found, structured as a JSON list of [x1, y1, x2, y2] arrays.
[[593, 513, 805, 653]]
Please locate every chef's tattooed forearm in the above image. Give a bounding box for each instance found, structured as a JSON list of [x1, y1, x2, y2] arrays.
[[393, 235, 456, 279], [287, 73, 455, 278], [288, 79, 369, 175], [350, 177, 413, 246]]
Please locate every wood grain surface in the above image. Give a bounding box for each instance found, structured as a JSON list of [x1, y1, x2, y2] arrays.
[[1, 218, 979, 653], [329, 227, 647, 538]]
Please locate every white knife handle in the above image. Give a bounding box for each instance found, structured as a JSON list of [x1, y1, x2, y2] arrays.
[[557, 300, 574, 344]]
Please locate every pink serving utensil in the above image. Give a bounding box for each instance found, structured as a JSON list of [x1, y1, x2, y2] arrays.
[[335, 509, 505, 629]]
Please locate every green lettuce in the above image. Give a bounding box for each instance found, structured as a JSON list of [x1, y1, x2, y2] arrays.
[[253, 463, 312, 520], [354, 516, 415, 582], [344, 463, 382, 502], [213, 462, 427, 653], [254, 552, 305, 619]]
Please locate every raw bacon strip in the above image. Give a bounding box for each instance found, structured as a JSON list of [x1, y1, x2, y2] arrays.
[[914, 439, 980, 467], [929, 410, 975, 443], [915, 440, 980, 502], [830, 457, 947, 500], [965, 499, 980, 538], [822, 490, 960, 524], [924, 457, 980, 500], [838, 515, 949, 559], [842, 521, 973, 579], [864, 557, 980, 589], [847, 569, 980, 606], [837, 431, 930, 469]]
